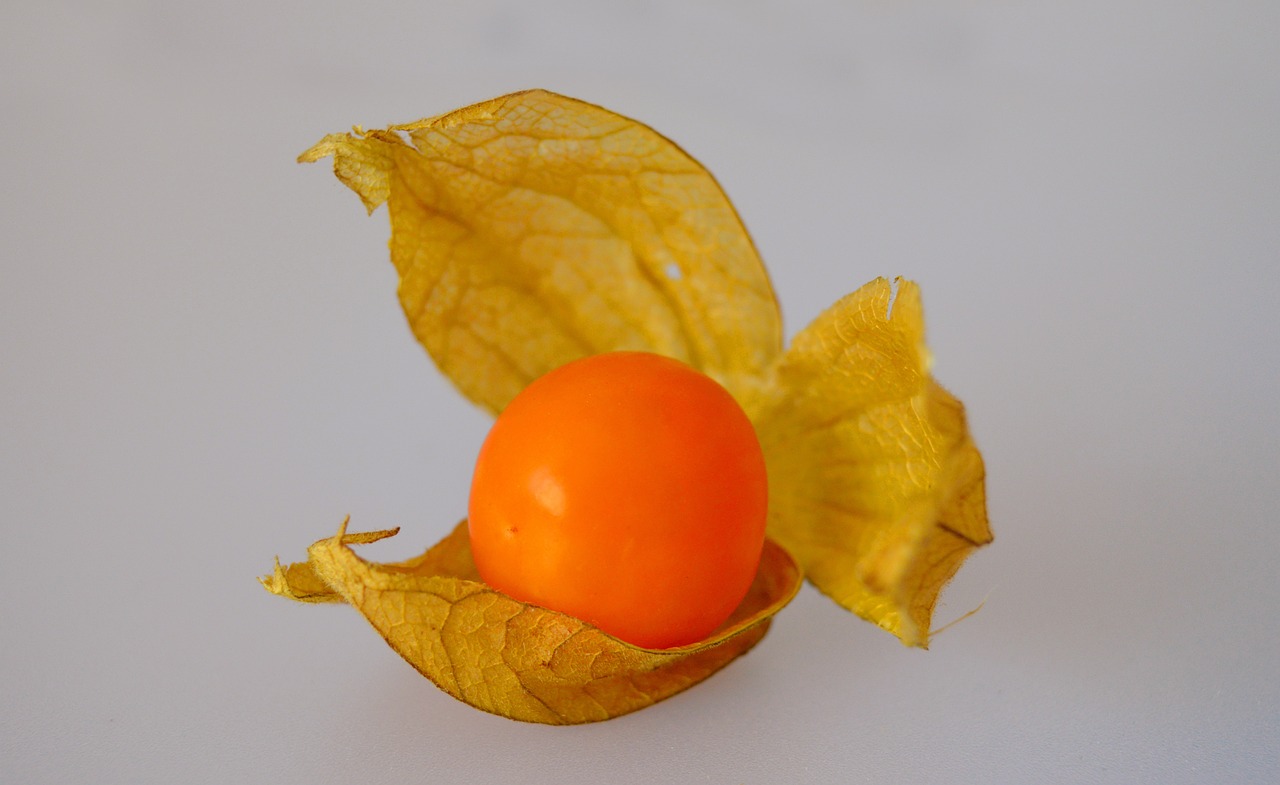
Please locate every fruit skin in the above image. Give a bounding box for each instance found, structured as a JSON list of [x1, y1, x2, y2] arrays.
[[467, 352, 768, 649]]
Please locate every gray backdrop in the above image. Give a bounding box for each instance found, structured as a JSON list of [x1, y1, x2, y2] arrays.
[[3, 2, 1277, 783]]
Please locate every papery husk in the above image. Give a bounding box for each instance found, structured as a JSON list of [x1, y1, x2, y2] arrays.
[[263, 521, 801, 724], [754, 278, 992, 647]]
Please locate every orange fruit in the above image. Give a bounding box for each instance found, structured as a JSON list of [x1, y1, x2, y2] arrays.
[[468, 352, 768, 649]]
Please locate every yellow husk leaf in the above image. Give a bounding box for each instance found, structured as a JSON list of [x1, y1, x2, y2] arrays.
[[754, 278, 992, 647], [263, 521, 801, 724], [299, 89, 782, 414], [259, 525, 398, 603]]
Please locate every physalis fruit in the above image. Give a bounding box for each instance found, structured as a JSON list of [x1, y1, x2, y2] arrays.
[[262, 89, 992, 725], [469, 351, 768, 649]]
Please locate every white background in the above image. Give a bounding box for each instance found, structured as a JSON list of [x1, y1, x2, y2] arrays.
[[3, 2, 1277, 783]]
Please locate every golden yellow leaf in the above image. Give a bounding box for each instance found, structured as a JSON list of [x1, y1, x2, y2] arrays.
[[753, 278, 992, 647], [258, 525, 399, 603], [299, 89, 782, 414], [259, 558, 339, 603], [264, 521, 801, 724]]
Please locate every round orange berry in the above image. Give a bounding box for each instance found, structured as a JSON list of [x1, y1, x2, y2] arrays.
[[467, 352, 768, 649]]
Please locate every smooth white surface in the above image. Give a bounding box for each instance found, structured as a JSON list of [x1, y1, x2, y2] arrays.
[[3, 2, 1277, 783]]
